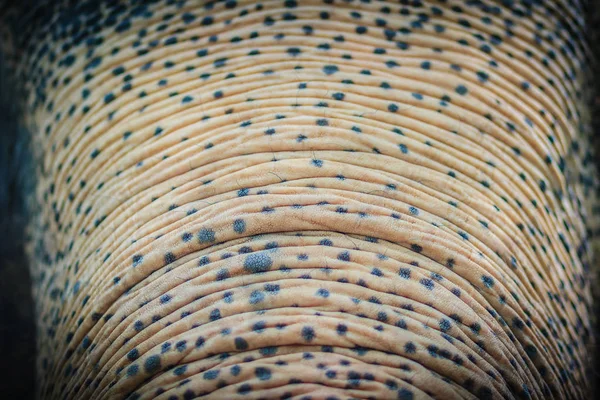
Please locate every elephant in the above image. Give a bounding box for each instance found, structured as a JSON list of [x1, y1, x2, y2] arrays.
[[1, 0, 599, 398]]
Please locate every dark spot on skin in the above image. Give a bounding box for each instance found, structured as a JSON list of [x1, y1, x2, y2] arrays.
[[164, 252, 176, 265], [233, 219, 246, 233], [174, 366, 187, 376], [323, 65, 339, 75], [420, 278, 434, 290], [482, 275, 495, 288], [398, 388, 414, 400], [235, 337, 249, 350], [455, 85, 468, 95], [144, 355, 161, 374], [244, 252, 273, 273], [160, 295, 171, 304], [176, 341, 187, 352], [301, 326, 316, 342], [238, 383, 252, 394], [399, 268, 411, 279], [249, 290, 265, 304], [127, 364, 139, 377], [198, 228, 216, 243], [132, 255, 143, 267], [411, 244, 423, 253], [204, 370, 220, 380], [127, 349, 139, 361]]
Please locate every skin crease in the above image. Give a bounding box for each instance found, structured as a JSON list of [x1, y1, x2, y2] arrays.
[[1, 0, 600, 399]]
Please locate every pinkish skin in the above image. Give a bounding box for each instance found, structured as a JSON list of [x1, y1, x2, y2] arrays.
[[1, 0, 599, 399]]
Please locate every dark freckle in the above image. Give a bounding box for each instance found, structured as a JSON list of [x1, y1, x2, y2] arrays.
[[323, 65, 339, 75], [249, 290, 265, 304], [238, 383, 252, 394], [439, 318, 452, 332], [420, 278, 434, 290], [311, 159, 323, 167], [112, 66, 125, 76], [411, 244, 423, 253], [134, 321, 144, 331], [233, 219, 246, 233], [160, 294, 171, 304], [104, 93, 115, 103], [404, 342, 416, 353], [204, 369, 220, 380], [161, 342, 171, 354], [255, 367, 272, 381], [132, 254, 143, 267], [198, 228, 216, 243], [244, 252, 273, 273], [182, 12, 196, 23], [399, 268, 411, 279], [127, 364, 139, 377], [174, 365, 187, 376], [210, 309, 222, 321], [164, 252, 176, 265], [287, 47, 301, 56], [482, 275, 495, 288], [235, 337, 249, 350], [127, 348, 139, 361], [176, 340, 187, 352], [331, 91, 345, 101], [301, 326, 316, 342], [144, 355, 161, 374]]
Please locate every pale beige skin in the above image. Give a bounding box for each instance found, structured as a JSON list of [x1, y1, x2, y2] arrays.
[[1, 0, 599, 399]]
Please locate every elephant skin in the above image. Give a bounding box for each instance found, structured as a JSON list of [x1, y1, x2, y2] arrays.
[[1, 0, 599, 399]]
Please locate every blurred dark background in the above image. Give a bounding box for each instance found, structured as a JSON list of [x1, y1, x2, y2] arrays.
[[0, 47, 36, 398]]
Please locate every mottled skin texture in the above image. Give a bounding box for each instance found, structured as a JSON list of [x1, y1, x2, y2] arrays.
[[1, 0, 600, 399]]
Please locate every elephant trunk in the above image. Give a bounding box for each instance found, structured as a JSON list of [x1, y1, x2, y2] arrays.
[[2, 0, 598, 399]]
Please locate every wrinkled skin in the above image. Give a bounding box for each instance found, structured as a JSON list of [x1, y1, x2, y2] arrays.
[[1, 0, 600, 399]]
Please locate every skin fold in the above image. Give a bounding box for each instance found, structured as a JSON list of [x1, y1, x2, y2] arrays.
[[2, 0, 600, 398]]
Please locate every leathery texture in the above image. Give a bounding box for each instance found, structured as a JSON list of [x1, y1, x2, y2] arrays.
[[2, 0, 600, 399]]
